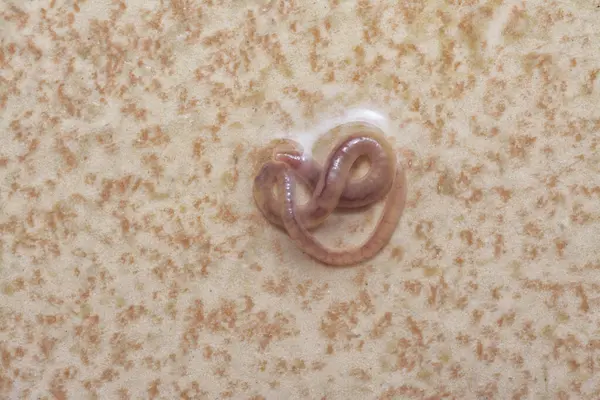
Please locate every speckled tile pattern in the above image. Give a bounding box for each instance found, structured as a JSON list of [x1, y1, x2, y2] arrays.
[[1, 0, 600, 399]]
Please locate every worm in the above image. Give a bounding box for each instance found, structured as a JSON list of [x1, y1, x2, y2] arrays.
[[253, 126, 407, 266]]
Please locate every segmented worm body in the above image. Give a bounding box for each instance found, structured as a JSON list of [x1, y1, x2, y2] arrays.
[[253, 127, 407, 266]]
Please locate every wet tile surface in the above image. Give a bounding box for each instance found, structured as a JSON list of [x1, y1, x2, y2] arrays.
[[1, 0, 600, 398]]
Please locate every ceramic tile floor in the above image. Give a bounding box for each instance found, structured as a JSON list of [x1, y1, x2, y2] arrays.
[[1, 0, 600, 398]]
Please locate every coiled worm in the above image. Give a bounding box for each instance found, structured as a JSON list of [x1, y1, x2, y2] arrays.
[[253, 124, 407, 266]]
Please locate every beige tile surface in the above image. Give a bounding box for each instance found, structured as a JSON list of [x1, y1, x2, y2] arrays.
[[1, 0, 600, 398]]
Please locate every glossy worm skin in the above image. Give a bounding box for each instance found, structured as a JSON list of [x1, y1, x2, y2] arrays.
[[253, 131, 407, 266]]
